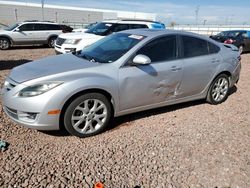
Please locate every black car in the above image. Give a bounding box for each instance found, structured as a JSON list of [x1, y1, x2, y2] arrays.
[[210, 30, 250, 53]]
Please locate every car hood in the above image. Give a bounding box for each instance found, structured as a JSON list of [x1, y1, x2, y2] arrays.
[[9, 54, 100, 83], [59, 32, 103, 40], [0, 30, 10, 34]]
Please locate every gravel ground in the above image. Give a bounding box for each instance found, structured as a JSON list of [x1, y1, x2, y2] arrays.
[[0, 47, 250, 188]]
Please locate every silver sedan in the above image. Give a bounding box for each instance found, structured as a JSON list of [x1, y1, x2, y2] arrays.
[[1, 29, 241, 137]]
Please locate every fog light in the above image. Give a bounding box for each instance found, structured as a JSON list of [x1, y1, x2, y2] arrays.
[[65, 48, 76, 52], [18, 112, 38, 122]]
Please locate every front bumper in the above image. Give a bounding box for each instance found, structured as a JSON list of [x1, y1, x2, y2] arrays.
[[1, 79, 69, 131], [55, 44, 77, 54]]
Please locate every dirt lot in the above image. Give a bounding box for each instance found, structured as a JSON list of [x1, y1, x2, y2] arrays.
[[0, 47, 250, 188]]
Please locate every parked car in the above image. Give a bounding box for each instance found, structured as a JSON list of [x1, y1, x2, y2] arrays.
[[0, 21, 73, 50], [210, 30, 250, 53], [1, 29, 241, 137], [73, 22, 98, 33], [55, 19, 165, 54]]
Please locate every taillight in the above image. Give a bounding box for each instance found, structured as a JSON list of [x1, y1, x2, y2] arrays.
[[224, 39, 236, 44]]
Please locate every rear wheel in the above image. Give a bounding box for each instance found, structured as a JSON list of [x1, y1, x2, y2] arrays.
[[63, 93, 112, 137], [206, 74, 230, 105], [0, 37, 10, 50], [48, 36, 57, 48], [238, 45, 244, 54]]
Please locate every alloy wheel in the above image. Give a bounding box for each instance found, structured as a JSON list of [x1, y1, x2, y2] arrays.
[[71, 99, 108, 134], [211, 77, 229, 102]]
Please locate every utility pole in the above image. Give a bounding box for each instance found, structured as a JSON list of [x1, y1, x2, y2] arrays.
[[14, 9, 18, 22], [41, 0, 45, 21], [203, 19, 207, 25], [55, 12, 58, 22], [195, 5, 200, 25]]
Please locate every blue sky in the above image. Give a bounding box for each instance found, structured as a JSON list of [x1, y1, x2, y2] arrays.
[[7, 0, 250, 24]]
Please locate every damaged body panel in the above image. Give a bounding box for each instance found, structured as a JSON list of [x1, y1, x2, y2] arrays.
[[119, 59, 183, 110]]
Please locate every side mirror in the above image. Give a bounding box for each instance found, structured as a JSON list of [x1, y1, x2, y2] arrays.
[[14, 28, 20, 32], [132, 54, 151, 65]]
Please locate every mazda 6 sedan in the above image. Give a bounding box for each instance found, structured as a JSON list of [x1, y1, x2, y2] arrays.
[[1, 29, 241, 137]]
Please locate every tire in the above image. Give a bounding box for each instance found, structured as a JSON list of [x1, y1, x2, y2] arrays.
[[63, 93, 112, 138], [0, 37, 10, 50], [206, 74, 230, 105], [48, 36, 57, 48], [238, 45, 244, 54]]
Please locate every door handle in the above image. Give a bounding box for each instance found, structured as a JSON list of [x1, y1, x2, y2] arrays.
[[171, 66, 182, 71], [211, 58, 220, 63]]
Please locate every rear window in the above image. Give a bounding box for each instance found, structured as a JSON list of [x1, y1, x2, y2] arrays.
[[45, 24, 61, 30], [208, 42, 220, 54], [130, 24, 148, 29], [182, 36, 209, 58]]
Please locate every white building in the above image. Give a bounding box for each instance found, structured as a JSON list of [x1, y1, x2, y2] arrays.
[[0, 0, 157, 27]]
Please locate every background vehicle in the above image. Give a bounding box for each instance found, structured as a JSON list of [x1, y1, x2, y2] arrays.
[[210, 30, 250, 53], [2, 29, 241, 138], [0, 20, 73, 50], [73, 22, 98, 33], [55, 19, 165, 54]]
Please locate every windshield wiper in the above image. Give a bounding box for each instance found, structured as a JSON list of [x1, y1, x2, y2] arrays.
[[80, 54, 98, 63]]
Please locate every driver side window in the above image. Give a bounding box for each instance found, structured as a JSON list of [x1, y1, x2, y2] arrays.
[[18, 24, 34, 31], [136, 35, 177, 63]]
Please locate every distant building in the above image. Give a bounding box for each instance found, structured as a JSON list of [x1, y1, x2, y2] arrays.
[[0, 0, 156, 27]]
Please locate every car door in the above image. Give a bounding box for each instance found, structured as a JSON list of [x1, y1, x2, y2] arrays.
[[33, 24, 48, 43], [118, 35, 183, 111], [11, 23, 35, 44], [178, 35, 221, 97]]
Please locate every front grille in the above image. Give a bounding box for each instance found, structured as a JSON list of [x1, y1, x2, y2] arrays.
[[4, 106, 38, 122], [56, 37, 66, 46]]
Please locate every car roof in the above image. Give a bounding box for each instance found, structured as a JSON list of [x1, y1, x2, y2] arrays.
[[119, 28, 204, 38], [222, 30, 247, 32], [21, 21, 59, 25], [102, 19, 163, 25]]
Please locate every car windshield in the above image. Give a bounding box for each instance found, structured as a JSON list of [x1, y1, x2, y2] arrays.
[[227, 31, 241, 37], [4, 23, 20, 31], [85, 22, 114, 35], [217, 31, 229, 37], [76, 33, 145, 63]]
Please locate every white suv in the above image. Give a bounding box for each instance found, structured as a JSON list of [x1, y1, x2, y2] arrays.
[[55, 19, 165, 54], [0, 21, 72, 50]]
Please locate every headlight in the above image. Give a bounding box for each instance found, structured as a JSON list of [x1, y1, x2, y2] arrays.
[[64, 39, 81, 44], [18, 82, 63, 97]]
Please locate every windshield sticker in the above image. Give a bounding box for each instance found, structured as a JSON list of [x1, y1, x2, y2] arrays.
[[105, 24, 112, 27], [128, 35, 144, 40]]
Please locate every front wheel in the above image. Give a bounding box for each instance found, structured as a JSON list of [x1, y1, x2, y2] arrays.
[[0, 38, 10, 50], [63, 93, 112, 138], [206, 74, 230, 105]]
